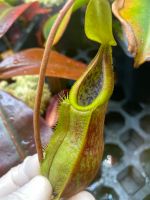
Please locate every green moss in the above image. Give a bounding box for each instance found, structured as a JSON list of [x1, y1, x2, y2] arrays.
[[0, 75, 51, 114]]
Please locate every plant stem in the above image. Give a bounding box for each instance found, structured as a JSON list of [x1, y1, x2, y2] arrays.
[[34, 0, 74, 162]]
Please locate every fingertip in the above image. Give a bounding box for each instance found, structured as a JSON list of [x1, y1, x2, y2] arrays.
[[31, 175, 52, 194], [33, 175, 52, 194], [68, 191, 95, 200], [23, 154, 40, 178], [0, 155, 41, 198], [10, 154, 40, 188], [15, 175, 52, 200]]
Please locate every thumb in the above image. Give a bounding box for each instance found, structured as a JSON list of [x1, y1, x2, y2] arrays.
[[68, 191, 95, 200], [2, 176, 52, 200]]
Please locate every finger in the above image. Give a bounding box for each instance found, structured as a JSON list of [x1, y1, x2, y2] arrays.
[[1, 176, 52, 200], [0, 154, 39, 197], [68, 191, 95, 200]]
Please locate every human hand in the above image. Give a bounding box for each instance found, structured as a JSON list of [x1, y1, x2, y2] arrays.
[[0, 155, 95, 200]]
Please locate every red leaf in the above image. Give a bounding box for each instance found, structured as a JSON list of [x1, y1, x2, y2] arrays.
[[0, 48, 86, 80], [0, 90, 52, 176], [23, 2, 50, 21], [0, 2, 43, 38]]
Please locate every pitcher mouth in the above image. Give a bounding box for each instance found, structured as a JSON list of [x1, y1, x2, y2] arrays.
[[69, 45, 114, 112]]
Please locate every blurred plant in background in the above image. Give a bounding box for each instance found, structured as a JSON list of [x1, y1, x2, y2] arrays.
[[24, 0, 65, 6], [0, 75, 51, 114]]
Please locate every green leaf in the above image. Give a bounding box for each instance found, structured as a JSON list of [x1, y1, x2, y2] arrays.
[[73, 0, 89, 11], [112, 0, 150, 67], [44, 14, 57, 41], [43, 6, 73, 44], [43, 0, 89, 40], [85, 0, 116, 45], [53, 4, 73, 45]]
